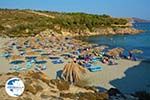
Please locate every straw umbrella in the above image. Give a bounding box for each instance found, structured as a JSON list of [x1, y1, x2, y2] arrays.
[[62, 62, 87, 84], [9, 55, 24, 62], [107, 50, 119, 57], [107, 48, 124, 57], [130, 49, 143, 54], [26, 51, 39, 56], [25, 51, 39, 60]]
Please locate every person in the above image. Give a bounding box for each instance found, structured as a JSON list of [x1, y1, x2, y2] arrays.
[[128, 51, 133, 59], [102, 57, 109, 64], [56, 70, 63, 79], [108, 59, 118, 65], [73, 57, 77, 63]]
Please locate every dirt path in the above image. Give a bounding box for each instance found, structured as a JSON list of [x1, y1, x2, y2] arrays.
[[26, 10, 55, 19]]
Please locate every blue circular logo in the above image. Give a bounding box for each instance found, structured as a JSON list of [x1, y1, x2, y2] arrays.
[[5, 77, 25, 97]]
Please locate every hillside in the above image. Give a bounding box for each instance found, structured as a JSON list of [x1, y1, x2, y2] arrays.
[[0, 9, 140, 37], [132, 17, 150, 23]]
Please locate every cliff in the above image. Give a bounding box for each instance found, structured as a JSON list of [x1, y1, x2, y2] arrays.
[[61, 27, 143, 36], [132, 17, 150, 23]]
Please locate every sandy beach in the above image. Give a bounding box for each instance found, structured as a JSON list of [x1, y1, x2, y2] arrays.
[[0, 51, 147, 91], [0, 36, 150, 94]]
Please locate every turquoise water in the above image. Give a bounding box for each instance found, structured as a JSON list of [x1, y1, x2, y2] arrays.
[[85, 23, 150, 59], [85, 23, 150, 93]]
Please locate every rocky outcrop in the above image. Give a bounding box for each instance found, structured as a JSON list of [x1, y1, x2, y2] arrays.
[[60, 27, 143, 36], [0, 71, 146, 100], [0, 71, 108, 100], [108, 88, 139, 100], [114, 28, 143, 35]]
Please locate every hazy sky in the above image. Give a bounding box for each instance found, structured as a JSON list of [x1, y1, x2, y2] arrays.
[[0, 0, 149, 20]]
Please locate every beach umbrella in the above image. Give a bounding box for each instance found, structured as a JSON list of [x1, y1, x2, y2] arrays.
[[116, 48, 124, 54], [41, 52, 51, 56], [33, 44, 42, 49], [26, 48, 33, 52], [130, 49, 143, 54], [2, 47, 13, 53], [25, 51, 39, 60], [107, 50, 118, 57], [35, 56, 47, 64], [9, 55, 24, 61], [26, 51, 39, 56], [107, 48, 124, 57], [9, 55, 25, 65], [33, 49, 44, 53], [62, 62, 87, 84], [97, 45, 109, 50]]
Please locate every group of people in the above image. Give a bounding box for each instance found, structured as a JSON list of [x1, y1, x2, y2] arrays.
[[102, 57, 118, 65]]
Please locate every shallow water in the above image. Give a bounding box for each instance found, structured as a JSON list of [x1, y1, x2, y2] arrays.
[[85, 23, 150, 60], [84, 23, 150, 93]]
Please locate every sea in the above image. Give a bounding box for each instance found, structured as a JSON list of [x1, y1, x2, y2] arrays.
[[85, 23, 150, 60], [85, 23, 150, 93]]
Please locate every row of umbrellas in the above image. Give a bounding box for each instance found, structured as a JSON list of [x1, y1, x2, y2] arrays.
[[107, 48, 143, 57]]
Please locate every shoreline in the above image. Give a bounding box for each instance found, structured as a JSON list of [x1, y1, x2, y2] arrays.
[[0, 35, 149, 94], [61, 27, 143, 37]]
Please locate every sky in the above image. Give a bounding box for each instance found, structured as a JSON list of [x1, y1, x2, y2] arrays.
[[0, 0, 149, 20]]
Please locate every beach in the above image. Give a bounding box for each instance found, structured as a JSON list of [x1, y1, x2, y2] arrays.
[[1, 36, 149, 94]]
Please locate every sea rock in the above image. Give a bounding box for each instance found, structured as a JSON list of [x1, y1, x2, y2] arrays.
[[108, 88, 123, 96], [115, 28, 143, 34], [108, 88, 139, 100]]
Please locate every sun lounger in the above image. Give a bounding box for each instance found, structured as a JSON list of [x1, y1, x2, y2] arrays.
[[83, 63, 92, 68], [10, 65, 24, 72], [92, 57, 100, 62], [83, 63, 102, 72], [34, 66, 41, 71], [88, 65, 103, 72], [52, 59, 64, 64], [41, 65, 47, 70], [34, 64, 47, 71], [0, 53, 11, 58], [49, 56, 60, 59]]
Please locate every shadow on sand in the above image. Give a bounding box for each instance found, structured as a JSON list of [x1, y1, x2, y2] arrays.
[[110, 61, 150, 93]]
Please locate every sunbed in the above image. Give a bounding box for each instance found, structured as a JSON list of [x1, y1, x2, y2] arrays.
[[52, 59, 63, 64]]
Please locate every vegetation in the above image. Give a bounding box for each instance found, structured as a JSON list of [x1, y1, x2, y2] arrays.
[[0, 8, 129, 37]]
